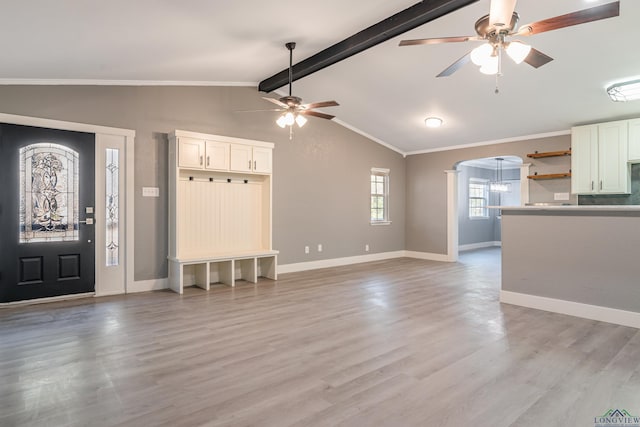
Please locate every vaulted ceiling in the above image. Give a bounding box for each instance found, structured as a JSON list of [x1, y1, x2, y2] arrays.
[[2, 0, 639, 154]]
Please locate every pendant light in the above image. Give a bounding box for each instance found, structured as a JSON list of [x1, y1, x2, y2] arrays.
[[490, 157, 511, 192]]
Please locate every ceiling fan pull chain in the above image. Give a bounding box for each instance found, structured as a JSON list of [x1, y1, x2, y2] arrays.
[[495, 74, 500, 95]]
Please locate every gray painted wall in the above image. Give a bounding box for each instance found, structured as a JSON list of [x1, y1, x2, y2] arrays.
[[406, 134, 574, 255], [0, 85, 405, 280]]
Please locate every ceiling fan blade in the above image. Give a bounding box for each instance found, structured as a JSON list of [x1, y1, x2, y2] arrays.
[[516, 1, 619, 36], [301, 100, 339, 109], [399, 36, 479, 46], [489, 0, 517, 29], [261, 96, 288, 108], [236, 109, 283, 113], [299, 110, 335, 120], [523, 48, 553, 68], [436, 52, 472, 77]]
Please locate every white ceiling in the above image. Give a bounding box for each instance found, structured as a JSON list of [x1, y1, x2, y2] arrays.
[[2, 0, 640, 155]]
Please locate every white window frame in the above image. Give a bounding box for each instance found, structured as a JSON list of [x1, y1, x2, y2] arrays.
[[469, 178, 489, 219], [370, 167, 391, 225]]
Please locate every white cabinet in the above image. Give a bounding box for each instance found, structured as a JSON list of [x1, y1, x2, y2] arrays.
[[629, 118, 640, 162], [178, 137, 230, 171], [168, 130, 277, 294], [205, 141, 230, 170], [178, 137, 205, 169], [571, 121, 629, 194], [598, 121, 628, 193], [177, 136, 272, 174], [230, 144, 253, 172], [230, 144, 273, 174], [253, 147, 272, 174]]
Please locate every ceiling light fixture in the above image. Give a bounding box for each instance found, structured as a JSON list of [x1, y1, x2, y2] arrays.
[[276, 110, 307, 129], [425, 117, 443, 128], [607, 79, 640, 102], [470, 39, 531, 76], [490, 157, 511, 193]]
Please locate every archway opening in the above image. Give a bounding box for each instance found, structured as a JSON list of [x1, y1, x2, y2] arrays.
[[456, 156, 523, 255]]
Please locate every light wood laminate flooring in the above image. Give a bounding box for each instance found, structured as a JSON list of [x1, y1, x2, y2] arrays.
[[2, 248, 640, 427]]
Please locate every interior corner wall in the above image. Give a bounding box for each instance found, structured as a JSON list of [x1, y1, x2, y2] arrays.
[[0, 85, 405, 281], [405, 134, 573, 255]]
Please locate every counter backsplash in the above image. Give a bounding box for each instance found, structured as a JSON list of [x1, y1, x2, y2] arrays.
[[578, 163, 640, 205]]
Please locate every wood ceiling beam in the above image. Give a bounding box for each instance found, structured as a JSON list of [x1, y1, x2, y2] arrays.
[[258, 0, 479, 93]]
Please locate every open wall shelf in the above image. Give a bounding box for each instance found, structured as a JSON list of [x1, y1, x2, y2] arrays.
[[527, 172, 572, 180], [526, 149, 571, 159]]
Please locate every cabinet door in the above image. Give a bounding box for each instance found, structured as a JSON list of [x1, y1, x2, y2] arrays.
[[571, 125, 598, 194], [598, 121, 629, 194], [230, 144, 253, 172], [178, 137, 205, 169], [205, 141, 230, 171], [628, 119, 640, 162], [252, 147, 272, 174]]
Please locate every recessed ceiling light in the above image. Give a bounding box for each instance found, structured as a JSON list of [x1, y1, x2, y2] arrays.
[[607, 79, 640, 102], [424, 117, 443, 128]]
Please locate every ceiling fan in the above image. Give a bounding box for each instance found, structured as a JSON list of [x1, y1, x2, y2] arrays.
[[399, 0, 620, 79], [258, 42, 339, 136]]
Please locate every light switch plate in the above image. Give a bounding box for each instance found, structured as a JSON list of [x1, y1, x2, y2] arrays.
[[554, 192, 570, 201], [142, 187, 160, 197]]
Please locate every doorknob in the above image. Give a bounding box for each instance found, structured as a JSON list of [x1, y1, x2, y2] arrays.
[[79, 218, 94, 225]]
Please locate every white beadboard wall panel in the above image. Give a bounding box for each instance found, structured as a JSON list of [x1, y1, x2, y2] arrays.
[[177, 176, 266, 258]]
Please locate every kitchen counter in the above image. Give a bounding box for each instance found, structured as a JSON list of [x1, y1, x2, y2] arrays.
[[499, 205, 640, 328], [496, 204, 640, 212]]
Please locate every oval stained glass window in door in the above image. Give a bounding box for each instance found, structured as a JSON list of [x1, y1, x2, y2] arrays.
[[19, 143, 79, 243]]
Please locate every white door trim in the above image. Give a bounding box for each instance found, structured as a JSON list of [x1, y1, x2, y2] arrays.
[[445, 170, 459, 262], [0, 112, 135, 296]]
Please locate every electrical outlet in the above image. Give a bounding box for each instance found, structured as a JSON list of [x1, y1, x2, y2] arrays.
[[365, 244, 370, 252], [304, 246, 309, 254], [554, 192, 570, 201], [317, 244, 323, 252]]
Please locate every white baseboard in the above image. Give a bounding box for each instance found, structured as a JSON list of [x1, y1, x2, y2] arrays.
[[278, 251, 406, 274], [459, 241, 501, 252], [128, 278, 169, 293], [500, 290, 640, 329], [99, 251, 454, 294], [403, 251, 452, 262]]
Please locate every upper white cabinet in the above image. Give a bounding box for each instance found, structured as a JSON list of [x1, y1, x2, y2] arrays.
[[230, 144, 273, 174], [178, 136, 206, 169], [174, 130, 272, 175], [571, 120, 629, 194], [205, 141, 230, 170], [253, 147, 273, 174], [230, 144, 253, 172], [628, 118, 640, 162], [178, 137, 230, 171]]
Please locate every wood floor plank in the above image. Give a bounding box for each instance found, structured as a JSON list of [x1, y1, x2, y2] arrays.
[[1, 248, 639, 427]]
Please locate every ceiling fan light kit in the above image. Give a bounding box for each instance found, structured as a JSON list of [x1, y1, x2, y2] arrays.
[[505, 40, 531, 64], [607, 79, 640, 102]]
